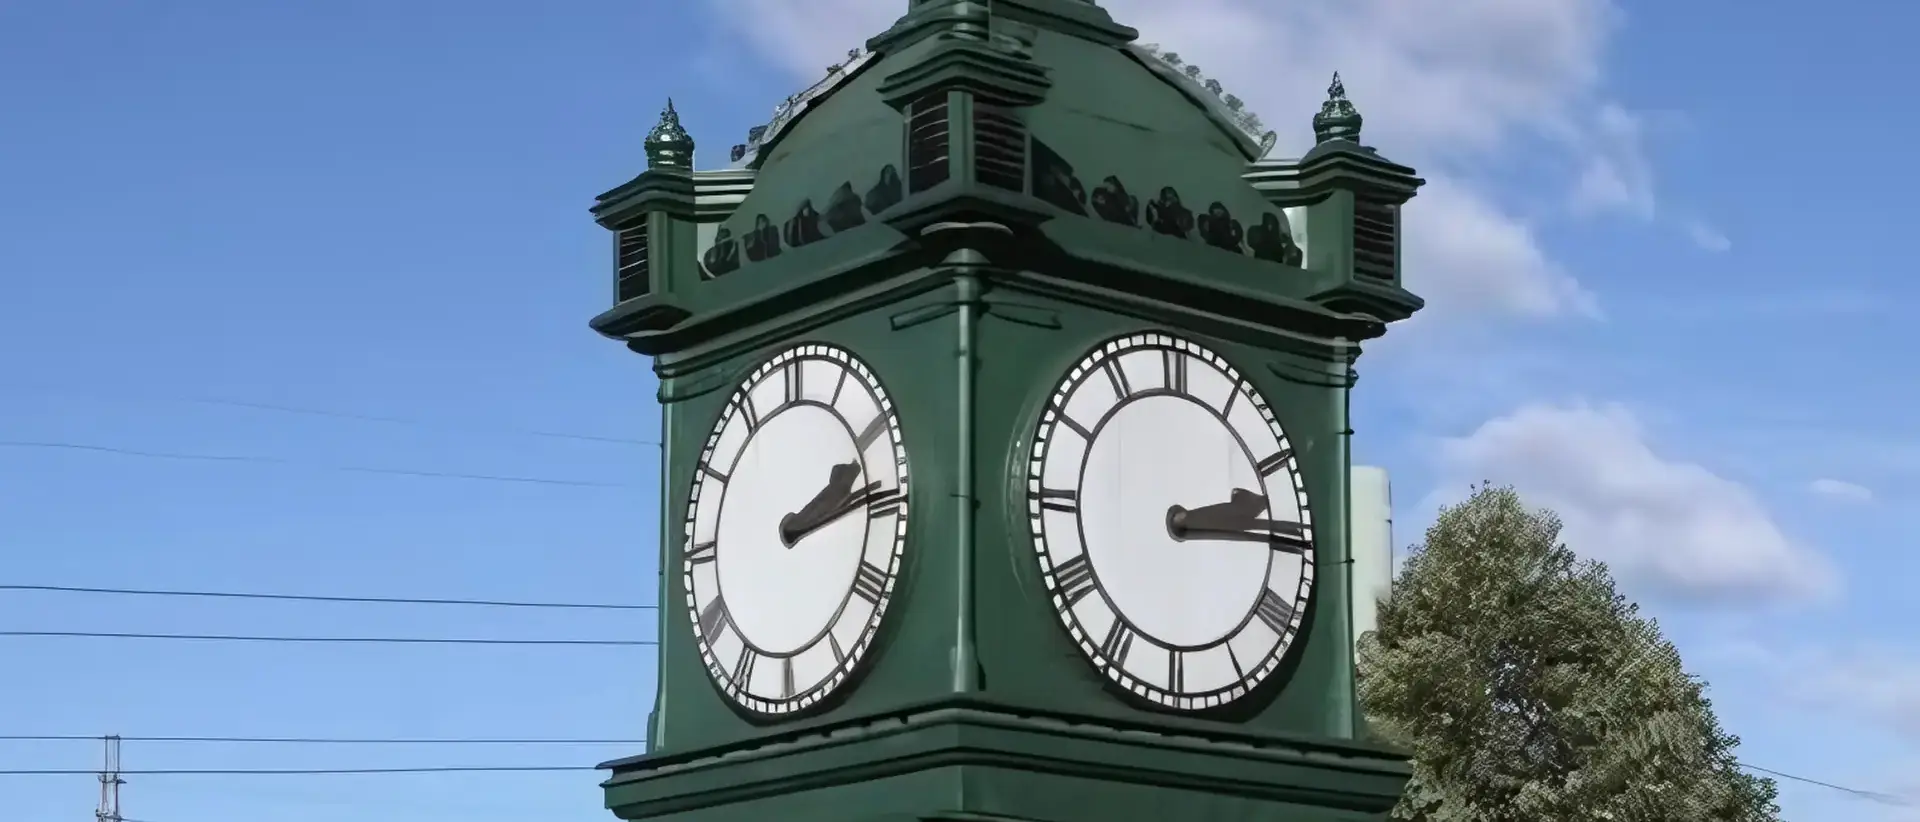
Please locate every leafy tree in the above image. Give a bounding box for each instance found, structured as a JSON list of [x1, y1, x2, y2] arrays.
[[1355, 485, 1781, 821]]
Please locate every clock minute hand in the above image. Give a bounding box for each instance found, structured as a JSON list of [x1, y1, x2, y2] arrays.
[[1166, 490, 1311, 555], [1182, 520, 1313, 555]]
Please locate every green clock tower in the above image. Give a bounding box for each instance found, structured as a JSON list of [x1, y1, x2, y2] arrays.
[[587, 2, 1424, 819]]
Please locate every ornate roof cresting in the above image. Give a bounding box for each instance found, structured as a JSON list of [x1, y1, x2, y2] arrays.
[[729, 47, 878, 165], [1133, 43, 1280, 157]]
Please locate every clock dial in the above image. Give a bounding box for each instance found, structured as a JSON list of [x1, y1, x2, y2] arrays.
[[683, 343, 909, 715], [1026, 332, 1314, 711]]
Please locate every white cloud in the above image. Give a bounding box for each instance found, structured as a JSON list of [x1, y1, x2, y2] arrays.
[[1802, 649, 1920, 739], [1685, 219, 1732, 252], [1717, 641, 1920, 741], [1568, 103, 1656, 218], [1408, 177, 1600, 321], [1108, 0, 1621, 158], [1432, 402, 1838, 604], [703, 0, 1641, 322], [1703, 641, 1920, 814], [1810, 478, 1875, 504]]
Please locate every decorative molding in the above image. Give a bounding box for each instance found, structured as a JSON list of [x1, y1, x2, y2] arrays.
[[889, 297, 1062, 332], [1030, 138, 1303, 266], [1266, 359, 1357, 389], [890, 301, 956, 331], [655, 368, 732, 404], [601, 699, 1409, 818], [701, 164, 906, 279], [984, 301, 1060, 330]]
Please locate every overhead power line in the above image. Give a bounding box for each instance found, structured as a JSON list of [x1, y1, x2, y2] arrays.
[[0, 760, 1907, 806], [30, 386, 657, 447], [179, 396, 657, 447], [0, 745, 1900, 804], [0, 735, 643, 745], [0, 631, 653, 646], [0, 439, 643, 488], [1740, 763, 1915, 807], [0, 584, 655, 611], [0, 765, 599, 776]]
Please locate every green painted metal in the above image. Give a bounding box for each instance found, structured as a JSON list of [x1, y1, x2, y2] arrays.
[[646, 100, 696, 171], [587, 1, 1424, 818], [945, 239, 990, 697]]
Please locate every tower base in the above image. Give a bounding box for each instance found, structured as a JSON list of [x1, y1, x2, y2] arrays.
[[601, 697, 1408, 822]]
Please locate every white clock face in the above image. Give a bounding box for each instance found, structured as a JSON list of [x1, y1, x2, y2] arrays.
[[1026, 332, 1315, 711], [683, 343, 909, 715]]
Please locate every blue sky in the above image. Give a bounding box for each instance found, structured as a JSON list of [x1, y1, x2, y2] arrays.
[[1, 1, 1915, 821]]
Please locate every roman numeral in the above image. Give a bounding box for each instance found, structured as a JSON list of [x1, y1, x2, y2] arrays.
[[700, 463, 729, 484], [784, 362, 802, 405], [828, 634, 846, 664], [1050, 403, 1092, 440], [854, 413, 888, 451], [1256, 448, 1293, 477], [1099, 621, 1137, 665], [866, 488, 906, 518], [732, 645, 756, 683], [687, 541, 717, 565], [1162, 350, 1188, 394], [1267, 523, 1312, 555], [1099, 359, 1132, 399], [736, 394, 760, 432], [1255, 589, 1295, 634], [1227, 644, 1245, 679], [697, 597, 728, 638], [1032, 487, 1077, 514], [1169, 650, 1186, 692], [779, 657, 796, 698], [852, 561, 889, 603], [1052, 553, 1097, 606], [829, 368, 849, 406]]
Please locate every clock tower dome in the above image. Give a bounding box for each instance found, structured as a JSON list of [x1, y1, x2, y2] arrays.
[[587, 2, 1423, 819]]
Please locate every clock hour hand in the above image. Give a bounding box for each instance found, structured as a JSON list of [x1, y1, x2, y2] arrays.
[[779, 461, 873, 547], [780, 480, 885, 547], [1166, 489, 1311, 555]]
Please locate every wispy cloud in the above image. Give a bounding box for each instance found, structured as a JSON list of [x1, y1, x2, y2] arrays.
[[1810, 478, 1876, 504], [1427, 401, 1838, 605], [706, 0, 1635, 326], [1685, 220, 1732, 252]]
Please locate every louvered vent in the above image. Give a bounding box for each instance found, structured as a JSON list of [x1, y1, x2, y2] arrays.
[[1352, 200, 1397, 281], [614, 225, 650, 302], [906, 92, 952, 193], [973, 104, 1027, 192]]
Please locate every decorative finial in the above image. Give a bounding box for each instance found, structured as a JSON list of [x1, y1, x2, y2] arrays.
[[644, 98, 695, 170], [1312, 72, 1364, 145]]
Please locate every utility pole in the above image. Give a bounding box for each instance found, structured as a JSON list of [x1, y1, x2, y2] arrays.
[[95, 735, 123, 822]]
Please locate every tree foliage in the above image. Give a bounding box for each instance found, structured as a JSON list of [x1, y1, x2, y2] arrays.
[[1355, 485, 1781, 821]]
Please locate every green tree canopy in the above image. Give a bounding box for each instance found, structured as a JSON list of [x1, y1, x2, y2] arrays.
[[1356, 485, 1781, 821]]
